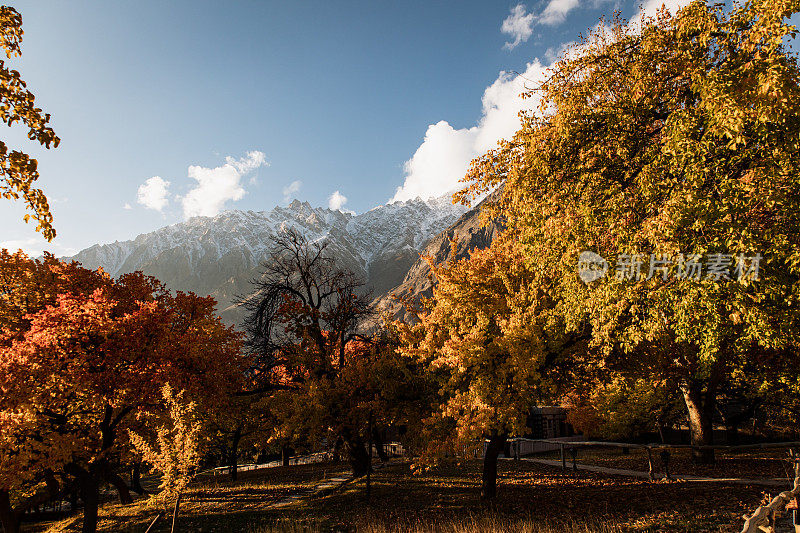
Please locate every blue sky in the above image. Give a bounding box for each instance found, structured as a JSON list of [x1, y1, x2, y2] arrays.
[[1, 0, 794, 256]]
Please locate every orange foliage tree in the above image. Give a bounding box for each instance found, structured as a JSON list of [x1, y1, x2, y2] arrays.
[[0, 250, 243, 533], [266, 331, 431, 475], [396, 236, 581, 499]]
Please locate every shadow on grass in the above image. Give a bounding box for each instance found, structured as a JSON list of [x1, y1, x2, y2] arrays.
[[271, 460, 765, 533], [34, 459, 769, 532]]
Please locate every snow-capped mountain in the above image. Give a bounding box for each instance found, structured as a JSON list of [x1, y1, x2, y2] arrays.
[[68, 194, 468, 327], [372, 198, 502, 323]]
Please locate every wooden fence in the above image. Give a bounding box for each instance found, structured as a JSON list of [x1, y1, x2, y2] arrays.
[[511, 438, 800, 481], [511, 436, 585, 456], [510, 438, 800, 532], [210, 442, 406, 476]]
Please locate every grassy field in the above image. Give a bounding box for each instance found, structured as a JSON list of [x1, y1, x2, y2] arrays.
[[30, 458, 780, 532], [36, 462, 350, 533]]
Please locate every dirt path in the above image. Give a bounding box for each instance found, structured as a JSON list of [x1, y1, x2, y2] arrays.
[[268, 460, 392, 508]]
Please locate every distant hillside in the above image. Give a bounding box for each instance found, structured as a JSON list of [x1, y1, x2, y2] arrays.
[[68, 194, 468, 327], [372, 198, 501, 323]]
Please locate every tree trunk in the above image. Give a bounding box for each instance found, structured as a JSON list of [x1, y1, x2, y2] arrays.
[[281, 445, 291, 467], [657, 421, 669, 444], [131, 463, 148, 495], [372, 427, 388, 462], [69, 488, 79, 512], [106, 471, 133, 505], [0, 490, 21, 533], [78, 472, 100, 533], [73, 403, 123, 531], [481, 433, 507, 500], [332, 437, 343, 463], [228, 427, 241, 481], [681, 383, 715, 464], [725, 422, 740, 444], [346, 438, 371, 477]]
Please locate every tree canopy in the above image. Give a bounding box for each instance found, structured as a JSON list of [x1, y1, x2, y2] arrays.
[[395, 235, 585, 498], [458, 0, 800, 462], [0, 250, 243, 533]]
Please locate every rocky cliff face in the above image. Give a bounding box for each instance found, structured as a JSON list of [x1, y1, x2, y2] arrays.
[[68, 195, 468, 327], [371, 201, 502, 323]]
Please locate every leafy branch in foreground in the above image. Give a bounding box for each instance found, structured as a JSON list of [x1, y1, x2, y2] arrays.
[[0, 7, 60, 240]]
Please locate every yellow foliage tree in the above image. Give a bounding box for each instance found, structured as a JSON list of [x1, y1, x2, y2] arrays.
[[0, 7, 60, 240], [460, 0, 800, 462], [566, 375, 684, 441], [129, 384, 203, 510], [396, 236, 580, 499]]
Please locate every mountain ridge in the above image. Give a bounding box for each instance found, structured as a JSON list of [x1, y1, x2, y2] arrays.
[[371, 199, 502, 323], [68, 194, 470, 327]]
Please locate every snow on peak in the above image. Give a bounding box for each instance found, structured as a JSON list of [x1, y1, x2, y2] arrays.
[[69, 192, 468, 276]]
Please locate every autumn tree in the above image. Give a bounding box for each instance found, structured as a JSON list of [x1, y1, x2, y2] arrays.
[[460, 0, 800, 462], [241, 229, 418, 476], [0, 251, 243, 533], [268, 331, 432, 474], [206, 390, 272, 481], [566, 375, 684, 442], [0, 251, 108, 533], [0, 7, 60, 240], [129, 384, 203, 511], [396, 236, 581, 499]]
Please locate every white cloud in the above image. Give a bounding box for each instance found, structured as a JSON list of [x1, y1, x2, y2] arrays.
[[506, 0, 617, 37], [0, 237, 78, 258], [392, 0, 695, 205], [502, 4, 535, 50], [123, 203, 132, 210], [282, 180, 302, 202], [631, 0, 694, 28], [136, 176, 170, 212], [225, 150, 268, 174], [390, 61, 549, 203], [503, 0, 582, 43], [391, 121, 477, 203], [328, 190, 349, 211], [182, 151, 268, 219], [538, 0, 580, 26]]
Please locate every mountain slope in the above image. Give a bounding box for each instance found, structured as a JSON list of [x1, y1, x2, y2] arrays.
[[371, 200, 502, 322], [69, 195, 468, 327]]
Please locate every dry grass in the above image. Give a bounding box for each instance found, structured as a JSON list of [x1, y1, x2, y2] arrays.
[[29, 458, 776, 532], [267, 459, 767, 532], [34, 462, 349, 533], [251, 515, 624, 533]]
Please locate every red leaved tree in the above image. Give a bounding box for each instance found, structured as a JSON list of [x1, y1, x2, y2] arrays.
[[0, 251, 243, 533]]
